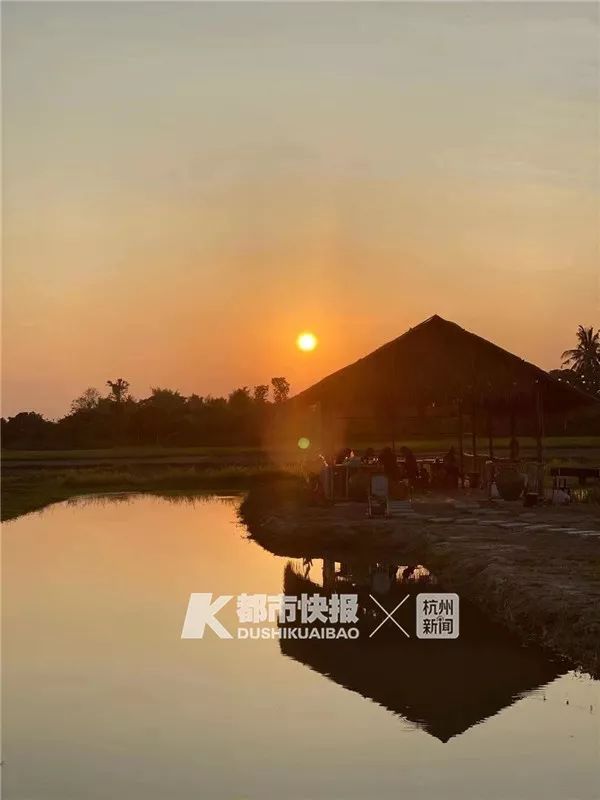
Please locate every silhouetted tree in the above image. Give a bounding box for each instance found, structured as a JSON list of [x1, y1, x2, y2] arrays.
[[561, 325, 600, 395], [228, 386, 251, 407], [70, 387, 101, 413], [134, 388, 187, 444], [148, 387, 186, 408], [253, 385, 270, 403], [106, 378, 130, 404], [1, 412, 54, 448], [271, 376, 290, 404], [187, 393, 205, 412]]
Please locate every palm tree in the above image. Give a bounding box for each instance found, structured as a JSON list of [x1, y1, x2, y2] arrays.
[[561, 326, 600, 393], [106, 378, 130, 404]]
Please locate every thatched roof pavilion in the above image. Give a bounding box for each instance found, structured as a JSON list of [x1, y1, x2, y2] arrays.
[[293, 315, 594, 417], [290, 315, 596, 468]]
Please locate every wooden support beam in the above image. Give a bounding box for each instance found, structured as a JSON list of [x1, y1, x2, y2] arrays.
[[532, 384, 545, 496], [509, 406, 516, 438], [458, 401, 465, 488], [487, 406, 495, 460], [471, 403, 478, 467], [509, 404, 519, 462], [322, 403, 336, 504], [535, 384, 544, 464], [322, 559, 335, 590]]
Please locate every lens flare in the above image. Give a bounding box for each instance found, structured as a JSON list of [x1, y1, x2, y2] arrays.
[[296, 332, 318, 352], [298, 437, 311, 450]]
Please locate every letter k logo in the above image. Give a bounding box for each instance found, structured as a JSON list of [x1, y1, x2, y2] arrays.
[[181, 593, 233, 639]]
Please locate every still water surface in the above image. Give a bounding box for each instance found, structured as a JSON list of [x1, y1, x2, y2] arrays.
[[2, 494, 598, 799]]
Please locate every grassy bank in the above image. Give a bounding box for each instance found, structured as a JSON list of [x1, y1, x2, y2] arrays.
[[240, 479, 600, 676], [1, 465, 296, 522]]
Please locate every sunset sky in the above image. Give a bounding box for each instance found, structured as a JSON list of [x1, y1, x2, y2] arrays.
[[3, 2, 599, 419]]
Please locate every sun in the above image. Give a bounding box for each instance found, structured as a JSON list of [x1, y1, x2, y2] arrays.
[[296, 331, 318, 352]]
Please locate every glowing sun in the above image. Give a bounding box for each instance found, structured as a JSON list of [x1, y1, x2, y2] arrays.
[[296, 331, 318, 352]]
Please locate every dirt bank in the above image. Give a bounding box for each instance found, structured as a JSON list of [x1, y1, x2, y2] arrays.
[[240, 480, 600, 676]]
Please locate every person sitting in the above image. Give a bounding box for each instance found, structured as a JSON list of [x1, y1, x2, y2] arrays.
[[418, 463, 431, 490], [305, 454, 329, 503], [335, 447, 353, 464], [378, 447, 399, 481], [346, 449, 362, 465], [400, 446, 419, 485], [443, 446, 460, 488], [362, 447, 376, 464], [431, 458, 444, 489], [443, 446, 456, 468]]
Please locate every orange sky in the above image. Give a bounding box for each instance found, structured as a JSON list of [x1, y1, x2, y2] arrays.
[[3, 3, 599, 418]]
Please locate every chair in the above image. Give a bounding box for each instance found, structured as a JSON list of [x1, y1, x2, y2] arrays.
[[551, 474, 569, 504], [368, 474, 390, 518]]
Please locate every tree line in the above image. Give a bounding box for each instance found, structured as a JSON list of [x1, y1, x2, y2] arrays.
[[1, 377, 291, 449], [2, 325, 599, 450]]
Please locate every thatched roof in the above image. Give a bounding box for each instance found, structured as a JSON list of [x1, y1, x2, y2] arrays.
[[281, 632, 562, 742], [292, 315, 595, 416], [280, 565, 563, 742]]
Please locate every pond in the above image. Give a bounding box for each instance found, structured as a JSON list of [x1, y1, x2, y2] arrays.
[[2, 494, 598, 799]]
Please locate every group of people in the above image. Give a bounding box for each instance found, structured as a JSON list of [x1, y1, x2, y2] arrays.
[[307, 436, 525, 504], [306, 443, 465, 503], [375, 445, 460, 490]]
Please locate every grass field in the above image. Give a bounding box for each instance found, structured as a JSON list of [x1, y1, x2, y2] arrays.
[[3, 435, 600, 462], [1, 445, 263, 461]]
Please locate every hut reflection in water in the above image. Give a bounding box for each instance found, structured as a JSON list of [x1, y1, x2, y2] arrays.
[[280, 561, 564, 743]]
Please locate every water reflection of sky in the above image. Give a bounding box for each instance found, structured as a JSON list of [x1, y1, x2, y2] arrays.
[[2, 495, 598, 799]]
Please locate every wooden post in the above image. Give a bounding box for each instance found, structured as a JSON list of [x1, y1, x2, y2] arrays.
[[458, 400, 465, 488], [509, 404, 519, 462], [329, 442, 337, 503], [487, 405, 495, 460], [535, 384, 544, 493], [535, 387, 544, 462], [316, 400, 324, 456], [322, 559, 335, 590], [471, 403, 478, 472], [323, 403, 336, 504]]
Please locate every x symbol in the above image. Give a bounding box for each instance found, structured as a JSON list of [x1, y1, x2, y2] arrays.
[[369, 594, 410, 638]]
